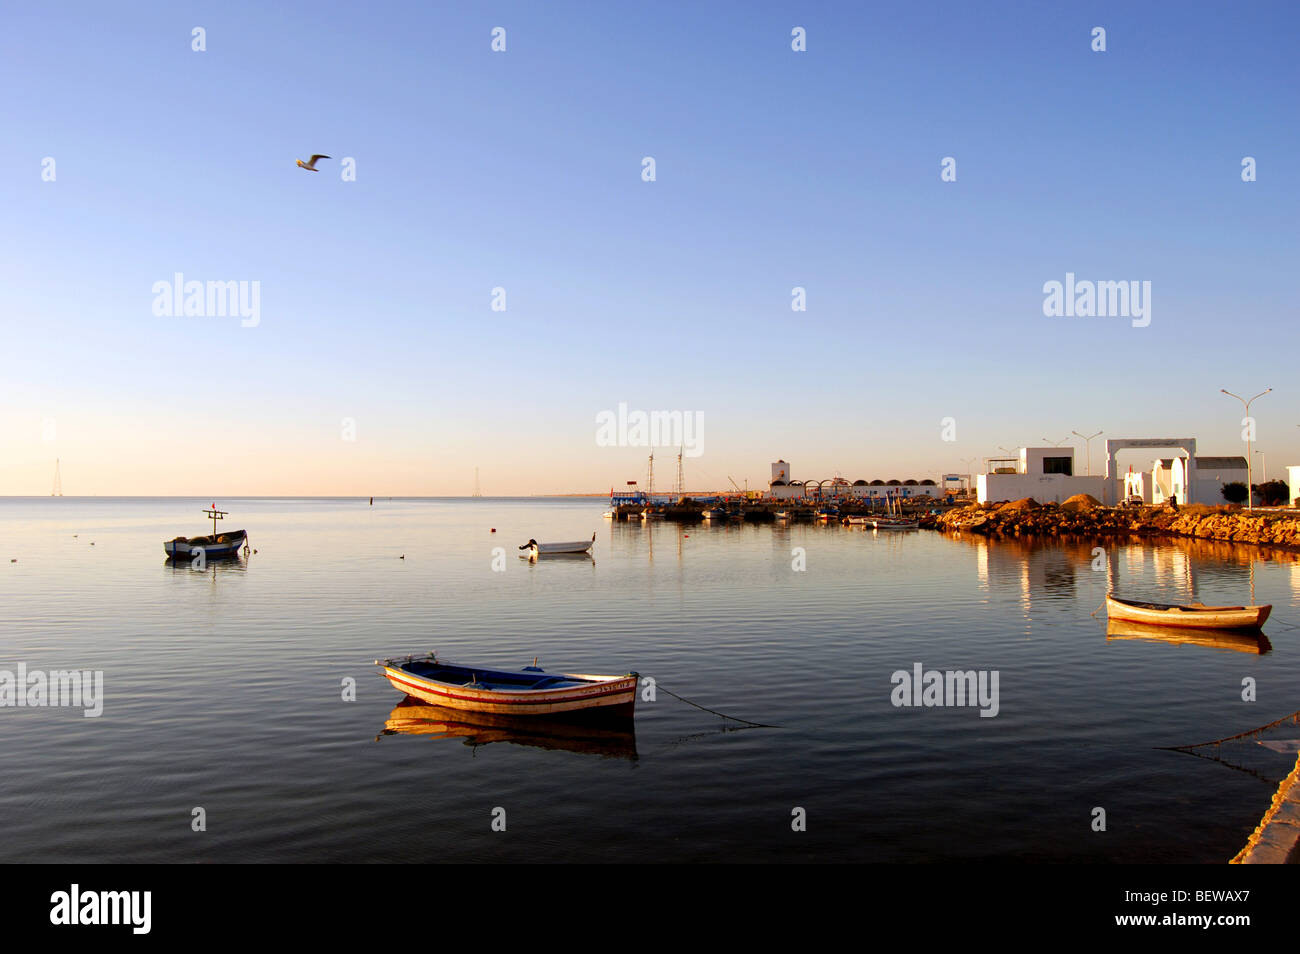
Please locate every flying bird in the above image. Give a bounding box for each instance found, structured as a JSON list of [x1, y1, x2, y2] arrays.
[[296, 154, 331, 172]]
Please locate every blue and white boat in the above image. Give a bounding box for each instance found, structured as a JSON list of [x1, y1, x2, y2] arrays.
[[378, 654, 639, 717]]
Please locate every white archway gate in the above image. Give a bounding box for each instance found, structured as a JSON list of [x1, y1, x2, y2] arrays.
[[1104, 438, 1197, 504]]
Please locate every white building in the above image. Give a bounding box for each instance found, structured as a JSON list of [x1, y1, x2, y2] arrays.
[[1171, 456, 1247, 506], [1287, 465, 1300, 508], [977, 447, 1106, 504]]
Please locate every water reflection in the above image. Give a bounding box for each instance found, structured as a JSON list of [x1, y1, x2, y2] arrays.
[[379, 700, 638, 760], [1106, 619, 1272, 655]]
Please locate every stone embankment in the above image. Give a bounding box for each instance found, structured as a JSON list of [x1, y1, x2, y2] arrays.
[[922, 495, 1300, 550]]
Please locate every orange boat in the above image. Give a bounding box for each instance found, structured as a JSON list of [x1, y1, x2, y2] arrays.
[[1106, 595, 1271, 631]]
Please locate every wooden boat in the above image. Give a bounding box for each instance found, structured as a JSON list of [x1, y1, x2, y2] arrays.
[[381, 700, 637, 759], [1106, 619, 1272, 655], [872, 517, 919, 530], [377, 654, 638, 717], [844, 515, 872, 525], [165, 529, 247, 558], [165, 505, 247, 558], [1105, 594, 1271, 630], [519, 532, 595, 557]]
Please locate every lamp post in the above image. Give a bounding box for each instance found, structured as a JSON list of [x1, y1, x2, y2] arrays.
[[1221, 388, 1271, 509], [1042, 436, 1070, 446], [1072, 430, 1103, 476]]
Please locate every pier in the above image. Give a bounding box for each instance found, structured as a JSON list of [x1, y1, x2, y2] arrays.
[[1232, 751, 1300, 864]]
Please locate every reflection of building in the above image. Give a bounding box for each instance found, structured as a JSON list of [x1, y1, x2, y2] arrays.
[[977, 447, 1105, 504]]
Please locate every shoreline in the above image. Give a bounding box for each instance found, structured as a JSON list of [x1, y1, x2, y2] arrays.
[[923, 501, 1300, 555]]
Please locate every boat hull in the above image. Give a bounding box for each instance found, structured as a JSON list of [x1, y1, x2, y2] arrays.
[[383, 663, 638, 717], [1106, 595, 1271, 630]]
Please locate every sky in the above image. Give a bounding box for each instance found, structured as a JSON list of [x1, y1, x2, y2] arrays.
[[2, 1, 1297, 496]]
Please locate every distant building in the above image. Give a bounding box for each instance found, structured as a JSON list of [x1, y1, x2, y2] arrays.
[[1287, 465, 1300, 508], [977, 447, 1106, 504]]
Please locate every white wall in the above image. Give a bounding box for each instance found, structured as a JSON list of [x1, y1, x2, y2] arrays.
[[1288, 466, 1300, 507], [978, 473, 1107, 504]]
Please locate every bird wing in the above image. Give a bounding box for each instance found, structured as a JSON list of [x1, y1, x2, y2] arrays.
[[308, 155, 331, 163]]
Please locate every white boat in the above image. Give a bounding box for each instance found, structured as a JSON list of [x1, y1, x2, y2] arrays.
[[702, 508, 726, 520], [602, 511, 615, 519], [519, 532, 596, 558], [872, 518, 918, 530]]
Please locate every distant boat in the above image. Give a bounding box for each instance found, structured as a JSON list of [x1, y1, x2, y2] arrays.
[[519, 532, 595, 557], [775, 511, 791, 520], [702, 507, 726, 520], [165, 530, 247, 559], [602, 510, 615, 519], [165, 505, 247, 558], [378, 655, 638, 717], [844, 515, 872, 525], [1106, 595, 1271, 631], [872, 517, 919, 530]]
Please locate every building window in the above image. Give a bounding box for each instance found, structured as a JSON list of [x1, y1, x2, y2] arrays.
[[1042, 457, 1073, 475]]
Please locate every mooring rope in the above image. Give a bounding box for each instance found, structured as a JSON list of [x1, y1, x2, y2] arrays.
[[1160, 708, 1300, 752], [654, 682, 781, 728]]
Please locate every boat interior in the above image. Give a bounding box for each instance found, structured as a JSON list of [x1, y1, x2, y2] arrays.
[[401, 661, 600, 691]]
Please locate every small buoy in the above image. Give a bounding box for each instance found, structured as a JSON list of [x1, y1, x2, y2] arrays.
[[90, 542, 95, 546], [9, 559, 15, 563], [490, 528, 496, 533], [399, 554, 405, 559], [253, 549, 258, 554]]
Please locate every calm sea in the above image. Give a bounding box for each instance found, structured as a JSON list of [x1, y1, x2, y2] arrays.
[[2, 496, 1298, 863]]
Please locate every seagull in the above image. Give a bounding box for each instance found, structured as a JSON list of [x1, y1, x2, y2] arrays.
[[296, 154, 331, 172]]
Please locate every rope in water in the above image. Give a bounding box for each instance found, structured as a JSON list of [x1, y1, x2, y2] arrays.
[[654, 682, 781, 729], [1160, 708, 1300, 751]]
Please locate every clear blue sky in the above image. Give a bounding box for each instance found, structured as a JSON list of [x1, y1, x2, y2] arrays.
[[2, 1, 1297, 494]]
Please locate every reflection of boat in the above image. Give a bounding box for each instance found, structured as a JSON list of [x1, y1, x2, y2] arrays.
[[519, 533, 595, 557], [1106, 595, 1271, 630], [382, 700, 638, 759], [165, 506, 248, 558], [1107, 619, 1272, 654], [378, 655, 639, 716]]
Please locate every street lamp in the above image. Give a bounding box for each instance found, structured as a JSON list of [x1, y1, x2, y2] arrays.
[[1072, 430, 1103, 476], [1221, 388, 1271, 509], [1042, 436, 1070, 446]]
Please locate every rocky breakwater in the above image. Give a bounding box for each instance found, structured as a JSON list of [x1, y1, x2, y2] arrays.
[[921, 495, 1300, 551]]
